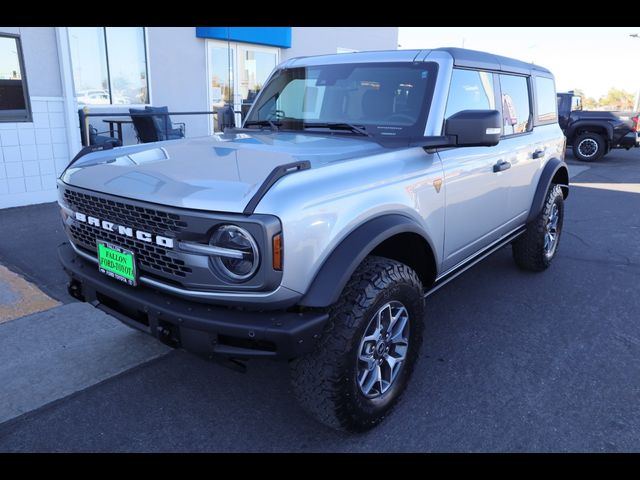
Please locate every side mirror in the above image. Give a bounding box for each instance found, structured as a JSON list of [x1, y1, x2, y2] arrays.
[[444, 110, 501, 147]]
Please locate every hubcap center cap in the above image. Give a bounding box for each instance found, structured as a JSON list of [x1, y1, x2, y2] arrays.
[[376, 341, 387, 356]]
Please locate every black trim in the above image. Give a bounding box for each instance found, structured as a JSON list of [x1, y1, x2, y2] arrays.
[[299, 214, 430, 308], [526, 158, 569, 223], [59, 242, 328, 360], [61, 143, 115, 174], [243, 160, 311, 215], [425, 226, 526, 298]]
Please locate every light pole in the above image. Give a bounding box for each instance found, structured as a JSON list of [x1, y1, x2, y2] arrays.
[[631, 34, 640, 111]]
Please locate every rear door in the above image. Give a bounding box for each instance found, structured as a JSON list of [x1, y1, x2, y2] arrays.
[[493, 73, 537, 224]]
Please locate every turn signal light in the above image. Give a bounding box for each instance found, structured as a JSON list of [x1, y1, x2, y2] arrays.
[[272, 233, 282, 271]]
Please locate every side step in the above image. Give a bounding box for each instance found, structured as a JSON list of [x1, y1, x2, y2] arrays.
[[424, 226, 526, 298]]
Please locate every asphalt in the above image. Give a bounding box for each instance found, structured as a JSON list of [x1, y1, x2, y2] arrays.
[[0, 149, 639, 451], [0, 202, 72, 303]]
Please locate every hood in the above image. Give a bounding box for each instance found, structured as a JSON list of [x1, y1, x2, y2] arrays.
[[61, 131, 386, 213]]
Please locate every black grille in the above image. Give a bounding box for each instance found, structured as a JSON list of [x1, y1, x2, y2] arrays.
[[64, 189, 192, 279], [63, 189, 188, 235]]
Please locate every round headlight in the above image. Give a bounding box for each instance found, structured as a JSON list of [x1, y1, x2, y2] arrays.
[[210, 225, 260, 281]]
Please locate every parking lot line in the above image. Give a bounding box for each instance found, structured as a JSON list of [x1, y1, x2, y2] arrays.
[[0, 264, 60, 324]]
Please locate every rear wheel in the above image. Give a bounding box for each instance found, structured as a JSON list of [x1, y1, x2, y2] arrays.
[[289, 256, 425, 432], [512, 184, 564, 271], [573, 132, 605, 162]]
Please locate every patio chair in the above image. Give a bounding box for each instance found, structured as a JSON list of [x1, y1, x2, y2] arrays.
[[78, 110, 122, 147], [129, 108, 160, 143], [147, 106, 186, 140]]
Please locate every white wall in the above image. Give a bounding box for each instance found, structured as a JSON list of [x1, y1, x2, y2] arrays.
[[283, 27, 398, 60], [0, 97, 69, 208], [146, 27, 210, 138], [0, 28, 68, 208], [0, 27, 63, 97]]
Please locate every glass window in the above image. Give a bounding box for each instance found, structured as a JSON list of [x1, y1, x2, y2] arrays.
[[238, 49, 277, 105], [0, 35, 31, 122], [246, 62, 438, 140], [68, 27, 149, 106], [444, 69, 495, 118], [500, 74, 531, 135], [571, 95, 582, 111], [535, 76, 557, 123]]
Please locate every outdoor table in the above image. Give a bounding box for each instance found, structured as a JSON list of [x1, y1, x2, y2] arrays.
[[103, 118, 133, 143]]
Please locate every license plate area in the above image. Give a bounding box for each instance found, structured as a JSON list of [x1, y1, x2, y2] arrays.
[[97, 240, 137, 286]]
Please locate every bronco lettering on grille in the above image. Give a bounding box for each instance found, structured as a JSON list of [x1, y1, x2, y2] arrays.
[[74, 212, 175, 248]]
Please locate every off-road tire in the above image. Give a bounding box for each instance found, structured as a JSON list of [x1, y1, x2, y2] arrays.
[[512, 184, 564, 271], [290, 256, 425, 432], [573, 132, 605, 162]]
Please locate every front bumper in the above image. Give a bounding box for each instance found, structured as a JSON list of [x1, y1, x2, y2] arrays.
[[58, 242, 328, 359]]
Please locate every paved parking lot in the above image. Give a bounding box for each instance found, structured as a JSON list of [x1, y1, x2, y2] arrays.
[[0, 149, 638, 452]]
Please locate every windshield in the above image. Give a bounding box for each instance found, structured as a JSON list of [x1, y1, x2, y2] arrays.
[[244, 62, 438, 141]]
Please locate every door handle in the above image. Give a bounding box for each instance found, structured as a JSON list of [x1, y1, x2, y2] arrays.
[[532, 149, 545, 159], [493, 160, 511, 173]]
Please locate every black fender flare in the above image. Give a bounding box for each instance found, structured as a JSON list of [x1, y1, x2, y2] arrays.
[[566, 121, 613, 143], [299, 214, 432, 308], [526, 158, 569, 223]]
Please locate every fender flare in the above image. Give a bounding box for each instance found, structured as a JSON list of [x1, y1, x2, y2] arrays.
[[299, 214, 431, 308], [526, 158, 569, 224], [566, 120, 613, 143]]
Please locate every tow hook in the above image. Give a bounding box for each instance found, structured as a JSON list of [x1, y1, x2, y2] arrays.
[[68, 279, 85, 301]]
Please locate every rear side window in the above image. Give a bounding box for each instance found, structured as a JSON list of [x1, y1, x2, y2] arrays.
[[444, 69, 495, 118], [535, 76, 557, 124], [499, 74, 531, 135]]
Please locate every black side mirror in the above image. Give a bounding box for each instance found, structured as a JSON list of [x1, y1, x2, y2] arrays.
[[445, 110, 501, 147]]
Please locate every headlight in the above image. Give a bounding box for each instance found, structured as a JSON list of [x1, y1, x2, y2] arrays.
[[210, 225, 260, 281]]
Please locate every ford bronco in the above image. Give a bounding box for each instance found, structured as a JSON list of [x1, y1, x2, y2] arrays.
[[58, 48, 569, 432]]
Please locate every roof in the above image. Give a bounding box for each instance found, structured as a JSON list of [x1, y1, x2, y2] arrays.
[[285, 47, 553, 77], [431, 47, 552, 76]]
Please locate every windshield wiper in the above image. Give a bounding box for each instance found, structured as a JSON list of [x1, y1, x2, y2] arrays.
[[244, 119, 280, 131], [302, 122, 371, 137]]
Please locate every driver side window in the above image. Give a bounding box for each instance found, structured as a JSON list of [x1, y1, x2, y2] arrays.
[[444, 69, 495, 119]]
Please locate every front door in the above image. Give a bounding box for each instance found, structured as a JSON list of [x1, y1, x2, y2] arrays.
[[439, 68, 512, 272], [206, 40, 279, 132]]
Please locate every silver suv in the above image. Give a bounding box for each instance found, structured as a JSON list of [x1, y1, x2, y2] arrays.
[[58, 48, 569, 432]]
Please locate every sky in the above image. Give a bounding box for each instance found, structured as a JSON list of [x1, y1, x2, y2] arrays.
[[398, 27, 640, 99]]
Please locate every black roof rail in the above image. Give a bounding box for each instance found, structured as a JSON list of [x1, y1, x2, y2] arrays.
[[243, 160, 311, 215]]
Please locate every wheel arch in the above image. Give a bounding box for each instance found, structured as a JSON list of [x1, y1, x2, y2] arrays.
[[298, 214, 437, 308], [567, 121, 613, 143], [526, 158, 569, 224]]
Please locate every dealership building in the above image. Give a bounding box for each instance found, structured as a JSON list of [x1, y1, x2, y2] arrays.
[[0, 27, 398, 209]]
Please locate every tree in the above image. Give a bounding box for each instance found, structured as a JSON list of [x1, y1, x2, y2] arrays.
[[573, 88, 597, 110], [598, 88, 635, 111]]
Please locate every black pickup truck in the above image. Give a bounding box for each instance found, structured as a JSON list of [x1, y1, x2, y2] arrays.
[[557, 91, 639, 162]]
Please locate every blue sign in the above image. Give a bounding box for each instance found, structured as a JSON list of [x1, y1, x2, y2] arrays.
[[196, 27, 291, 48]]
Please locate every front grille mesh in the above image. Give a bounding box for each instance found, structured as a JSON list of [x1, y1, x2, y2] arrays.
[[64, 189, 188, 234], [64, 189, 192, 279]]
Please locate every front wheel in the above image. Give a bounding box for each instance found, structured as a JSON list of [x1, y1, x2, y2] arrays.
[[290, 256, 425, 432], [512, 184, 564, 271]]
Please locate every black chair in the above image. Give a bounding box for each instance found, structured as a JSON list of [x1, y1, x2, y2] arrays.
[[129, 107, 185, 143], [129, 108, 160, 143], [147, 106, 185, 140], [78, 110, 122, 147]]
